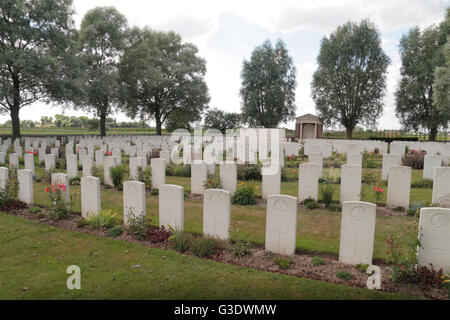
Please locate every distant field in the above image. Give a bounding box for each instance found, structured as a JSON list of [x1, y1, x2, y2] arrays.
[[0, 127, 169, 136]]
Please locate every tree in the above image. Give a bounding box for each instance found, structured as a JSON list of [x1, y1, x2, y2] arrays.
[[311, 20, 390, 139], [78, 7, 128, 136], [395, 16, 449, 141], [240, 39, 296, 128], [204, 108, 242, 133], [119, 28, 209, 135], [165, 108, 203, 132], [0, 0, 80, 139], [432, 8, 450, 125]]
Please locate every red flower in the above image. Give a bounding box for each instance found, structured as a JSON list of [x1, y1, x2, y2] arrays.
[[45, 187, 49, 192]]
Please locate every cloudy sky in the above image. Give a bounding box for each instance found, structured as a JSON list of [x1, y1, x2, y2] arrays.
[[2, 0, 448, 130]]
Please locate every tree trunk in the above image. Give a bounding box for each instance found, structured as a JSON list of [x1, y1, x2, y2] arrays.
[[345, 126, 353, 139], [11, 107, 21, 141], [100, 110, 106, 137], [155, 117, 162, 136], [429, 127, 438, 141]]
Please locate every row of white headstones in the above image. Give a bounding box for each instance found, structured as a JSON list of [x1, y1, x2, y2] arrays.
[[0, 162, 449, 274]]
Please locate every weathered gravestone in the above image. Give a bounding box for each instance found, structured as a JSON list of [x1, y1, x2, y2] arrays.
[[265, 195, 298, 255], [423, 155, 442, 181], [191, 161, 207, 195], [66, 154, 78, 178], [339, 201, 376, 265], [381, 154, 402, 180], [45, 154, 56, 172], [24, 153, 35, 175], [308, 153, 323, 177], [262, 164, 281, 200], [82, 155, 94, 177], [203, 189, 231, 240], [151, 158, 166, 189]]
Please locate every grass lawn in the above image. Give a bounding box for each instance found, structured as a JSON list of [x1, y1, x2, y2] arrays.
[[0, 213, 417, 300]]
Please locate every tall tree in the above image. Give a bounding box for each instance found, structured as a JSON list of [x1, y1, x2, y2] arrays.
[[0, 0, 79, 139], [119, 28, 209, 135], [311, 20, 390, 139], [432, 8, 450, 125], [395, 16, 449, 141], [204, 108, 242, 133], [78, 6, 128, 136], [240, 39, 296, 128]]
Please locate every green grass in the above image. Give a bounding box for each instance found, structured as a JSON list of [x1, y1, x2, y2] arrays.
[[0, 213, 417, 300]]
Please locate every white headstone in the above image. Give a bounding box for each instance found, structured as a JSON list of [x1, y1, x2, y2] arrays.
[[339, 201, 376, 265], [265, 195, 298, 255], [129, 157, 144, 180], [159, 184, 184, 230], [423, 155, 442, 181], [45, 154, 56, 172], [95, 149, 104, 167], [418, 207, 450, 274], [298, 163, 319, 202], [24, 153, 35, 175], [51, 173, 70, 205], [432, 167, 450, 207], [81, 176, 101, 218], [82, 155, 94, 177], [123, 181, 146, 227], [386, 165, 411, 209], [308, 153, 323, 177], [262, 164, 281, 200], [219, 162, 237, 195], [103, 156, 117, 187], [203, 189, 231, 240], [347, 153, 362, 166], [381, 154, 402, 180], [191, 161, 207, 195], [9, 153, 19, 169], [18, 169, 33, 205], [0, 167, 8, 190], [151, 158, 166, 189], [66, 154, 78, 178], [340, 165, 362, 204]]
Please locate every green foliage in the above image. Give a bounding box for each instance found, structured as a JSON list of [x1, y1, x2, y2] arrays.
[[190, 237, 223, 258], [231, 183, 257, 206], [328, 204, 342, 212], [119, 29, 209, 135], [86, 209, 118, 229], [395, 19, 449, 141], [77, 218, 90, 228], [355, 264, 370, 273], [240, 39, 296, 127], [110, 165, 125, 189], [168, 228, 193, 253], [204, 174, 222, 189], [46, 183, 69, 220], [402, 152, 425, 169], [166, 164, 191, 177], [336, 270, 352, 281], [203, 108, 242, 133], [312, 257, 325, 267], [237, 164, 261, 181], [137, 167, 151, 190], [363, 159, 379, 169], [320, 184, 335, 207], [0, 0, 80, 139], [29, 206, 42, 214], [411, 179, 433, 188], [126, 214, 148, 241], [302, 197, 320, 209], [230, 240, 252, 257], [274, 257, 292, 270], [151, 188, 159, 196], [362, 171, 381, 184], [69, 176, 81, 186], [312, 20, 390, 138], [107, 226, 123, 237], [322, 168, 341, 184]]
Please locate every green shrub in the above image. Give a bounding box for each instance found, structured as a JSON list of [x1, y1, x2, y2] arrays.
[[402, 152, 425, 169], [110, 165, 125, 189], [86, 209, 118, 229], [320, 184, 335, 207], [107, 226, 123, 237], [306, 199, 320, 209], [322, 168, 341, 184], [336, 270, 352, 280], [166, 164, 191, 177], [312, 256, 325, 266], [355, 264, 369, 273], [69, 176, 81, 186], [230, 240, 252, 257], [274, 257, 291, 270], [204, 174, 222, 189], [362, 171, 380, 184], [29, 206, 42, 214], [411, 179, 433, 188], [231, 183, 257, 206], [168, 228, 193, 253], [151, 188, 159, 196], [328, 204, 342, 212], [237, 164, 261, 181], [137, 167, 152, 189], [126, 214, 148, 240], [190, 237, 223, 258], [77, 218, 89, 228], [363, 159, 379, 169]]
